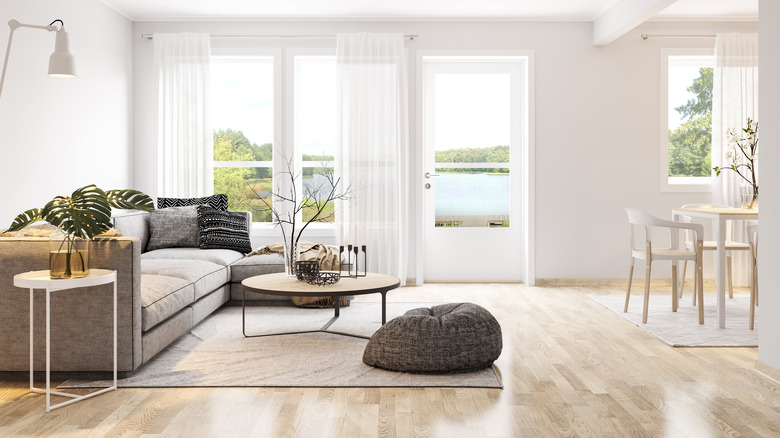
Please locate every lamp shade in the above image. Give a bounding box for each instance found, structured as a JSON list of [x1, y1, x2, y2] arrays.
[[48, 29, 76, 77]]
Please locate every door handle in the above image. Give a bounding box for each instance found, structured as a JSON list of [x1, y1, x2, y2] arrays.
[[425, 172, 440, 179]]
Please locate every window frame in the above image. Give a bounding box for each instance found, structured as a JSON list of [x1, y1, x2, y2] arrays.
[[659, 47, 715, 193], [210, 47, 337, 237]]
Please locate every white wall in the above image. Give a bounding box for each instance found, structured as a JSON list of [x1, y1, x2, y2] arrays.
[[131, 20, 756, 281], [0, 0, 133, 227], [758, 0, 780, 372]]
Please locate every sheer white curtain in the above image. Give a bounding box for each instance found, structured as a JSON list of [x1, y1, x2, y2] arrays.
[[153, 33, 212, 198], [336, 33, 409, 285], [712, 32, 758, 286]]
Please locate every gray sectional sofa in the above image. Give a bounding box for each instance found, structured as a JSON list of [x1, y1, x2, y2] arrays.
[[0, 211, 290, 374]]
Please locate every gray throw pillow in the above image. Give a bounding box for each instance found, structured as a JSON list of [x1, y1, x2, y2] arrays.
[[147, 206, 200, 251]]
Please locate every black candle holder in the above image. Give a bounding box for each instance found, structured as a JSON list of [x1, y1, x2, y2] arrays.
[[339, 244, 367, 278]]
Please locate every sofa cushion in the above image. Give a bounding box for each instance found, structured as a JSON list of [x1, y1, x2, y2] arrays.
[[157, 194, 228, 210], [196, 206, 252, 254], [141, 259, 229, 301], [229, 253, 286, 283], [141, 274, 194, 332], [147, 206, 200, 250], [142, 248, 243, 267]]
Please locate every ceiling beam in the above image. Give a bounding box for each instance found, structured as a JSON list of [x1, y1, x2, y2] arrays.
[[592, 0, 678, 46]]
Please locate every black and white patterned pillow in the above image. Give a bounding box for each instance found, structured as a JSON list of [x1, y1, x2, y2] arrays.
[[196, 205, 252, 254], [157, 194, 228, 211]]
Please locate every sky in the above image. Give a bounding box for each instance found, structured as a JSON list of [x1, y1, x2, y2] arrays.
[[211, 56, 336, 158], [433, 73, 510, 151], [213, 54, 710, 158], [211, 56, 512, 158], [668, 55, 713, 130]]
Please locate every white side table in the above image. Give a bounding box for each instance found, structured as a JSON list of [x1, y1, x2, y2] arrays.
[[13, 269, 117, 412]]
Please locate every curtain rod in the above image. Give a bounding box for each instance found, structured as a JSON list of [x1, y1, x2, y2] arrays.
[[141, 33, 418, 40], [641, 33, 715, 40]]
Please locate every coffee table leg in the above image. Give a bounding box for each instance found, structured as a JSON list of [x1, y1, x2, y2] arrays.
[[334, 295, 340, 317], [382, 291, 386, 325], [242, 287, 247, 337]]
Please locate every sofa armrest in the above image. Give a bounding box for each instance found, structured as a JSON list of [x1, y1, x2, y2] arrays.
[[113, 211, 150, 252], [0, 237, 143, 372]]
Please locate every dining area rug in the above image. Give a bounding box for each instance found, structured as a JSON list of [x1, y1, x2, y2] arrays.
[[59, 303, 503, 389], [589, 294, 758, 347]]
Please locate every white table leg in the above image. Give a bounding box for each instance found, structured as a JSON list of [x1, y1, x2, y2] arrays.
[[113, 280, 117, 388], [715, 217, 727, 328], [46, 288, 51, 412], [29, 288, 33, 393]]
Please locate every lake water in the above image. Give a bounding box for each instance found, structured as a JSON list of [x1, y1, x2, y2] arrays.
[[435, 173, 510, 216], [304, 172, 510, 216]]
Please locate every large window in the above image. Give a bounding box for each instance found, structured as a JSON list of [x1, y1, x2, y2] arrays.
[[660, 48, 714, 191], [295, 55, 337, 222], [211, 56, 275, 222], [210, 49, 337, 224]]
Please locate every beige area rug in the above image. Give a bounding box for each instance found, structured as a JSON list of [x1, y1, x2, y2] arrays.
[[589, 294, 758, 347], [60, 303, 502, 388]]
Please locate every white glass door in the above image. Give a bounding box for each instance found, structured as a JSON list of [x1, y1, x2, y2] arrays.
[[422, 56, 526, 281]]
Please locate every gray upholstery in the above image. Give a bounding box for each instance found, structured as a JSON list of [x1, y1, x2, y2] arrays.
[[229, 253, 286, 283], [140, 275, 194, 332], [142, 306, 193, 364], [363, 303, 503, 374], [113, 211, 151, 251], [143, 248, 243, 266], [0, 237, 143, 372], [141, 259, 228, 300], [0, 210, 349, 374], [147, 206, 200, 250]]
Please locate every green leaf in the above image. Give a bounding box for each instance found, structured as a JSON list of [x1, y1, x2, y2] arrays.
[[4, 208, 43, 233], [105, 189, 155, 212], [41, 185, 113, 239]]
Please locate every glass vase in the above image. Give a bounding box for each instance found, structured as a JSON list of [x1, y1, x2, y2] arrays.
[[740, 184, 759, 209], [284, 241, 300, 279], [50, 233, 89, 279]]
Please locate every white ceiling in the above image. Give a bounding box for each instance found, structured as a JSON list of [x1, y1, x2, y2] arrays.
[[99, 0, 757, 22]]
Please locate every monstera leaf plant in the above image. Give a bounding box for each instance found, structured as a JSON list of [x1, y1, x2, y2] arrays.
[[4, 184, 154, 278]]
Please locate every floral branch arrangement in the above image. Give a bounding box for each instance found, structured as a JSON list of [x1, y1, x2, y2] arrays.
[[713, 118, 759, 208], [253, 153, 351, 272]]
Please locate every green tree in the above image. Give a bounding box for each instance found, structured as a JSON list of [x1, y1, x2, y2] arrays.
[[675, 67, 712, 119], [668, 67, 713, 177], [213, 129, 273, 222], [434, 145, 509, 174]]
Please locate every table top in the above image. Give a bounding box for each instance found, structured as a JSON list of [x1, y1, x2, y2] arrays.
[[673, 205, 758, 217], [13, 269, 117, 291], [242, 272, 401, 297]]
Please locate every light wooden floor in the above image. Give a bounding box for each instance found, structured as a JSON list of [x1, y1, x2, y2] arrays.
[[1, 283, 779, 437]]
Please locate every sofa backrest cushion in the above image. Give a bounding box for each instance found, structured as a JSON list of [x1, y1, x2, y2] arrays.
[[157, 194, 228, 210], [113, 211, 151, 252]]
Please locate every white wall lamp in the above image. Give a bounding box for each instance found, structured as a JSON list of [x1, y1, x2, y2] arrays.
[[0, 19, 76, 99]]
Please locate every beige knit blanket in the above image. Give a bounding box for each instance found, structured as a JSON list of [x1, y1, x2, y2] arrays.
[[244, 242, 347, 308]]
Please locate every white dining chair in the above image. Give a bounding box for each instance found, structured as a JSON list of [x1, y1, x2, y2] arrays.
[[677, 204, 751, 303], [625, 208, 704, 324], [747, 224, 758, 330]]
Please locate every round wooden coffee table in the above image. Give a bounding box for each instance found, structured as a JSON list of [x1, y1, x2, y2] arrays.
[[241, 272, 400, 339]]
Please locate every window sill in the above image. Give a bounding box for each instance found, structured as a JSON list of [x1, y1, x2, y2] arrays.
[[661, 178, 713, 193], [251, 222, 336, 238]]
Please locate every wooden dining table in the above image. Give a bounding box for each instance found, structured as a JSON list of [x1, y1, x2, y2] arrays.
[[671, 205, 758, 329]]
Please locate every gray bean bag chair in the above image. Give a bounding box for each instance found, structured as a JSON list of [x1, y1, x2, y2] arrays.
[[363, 303, 502, 373]]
